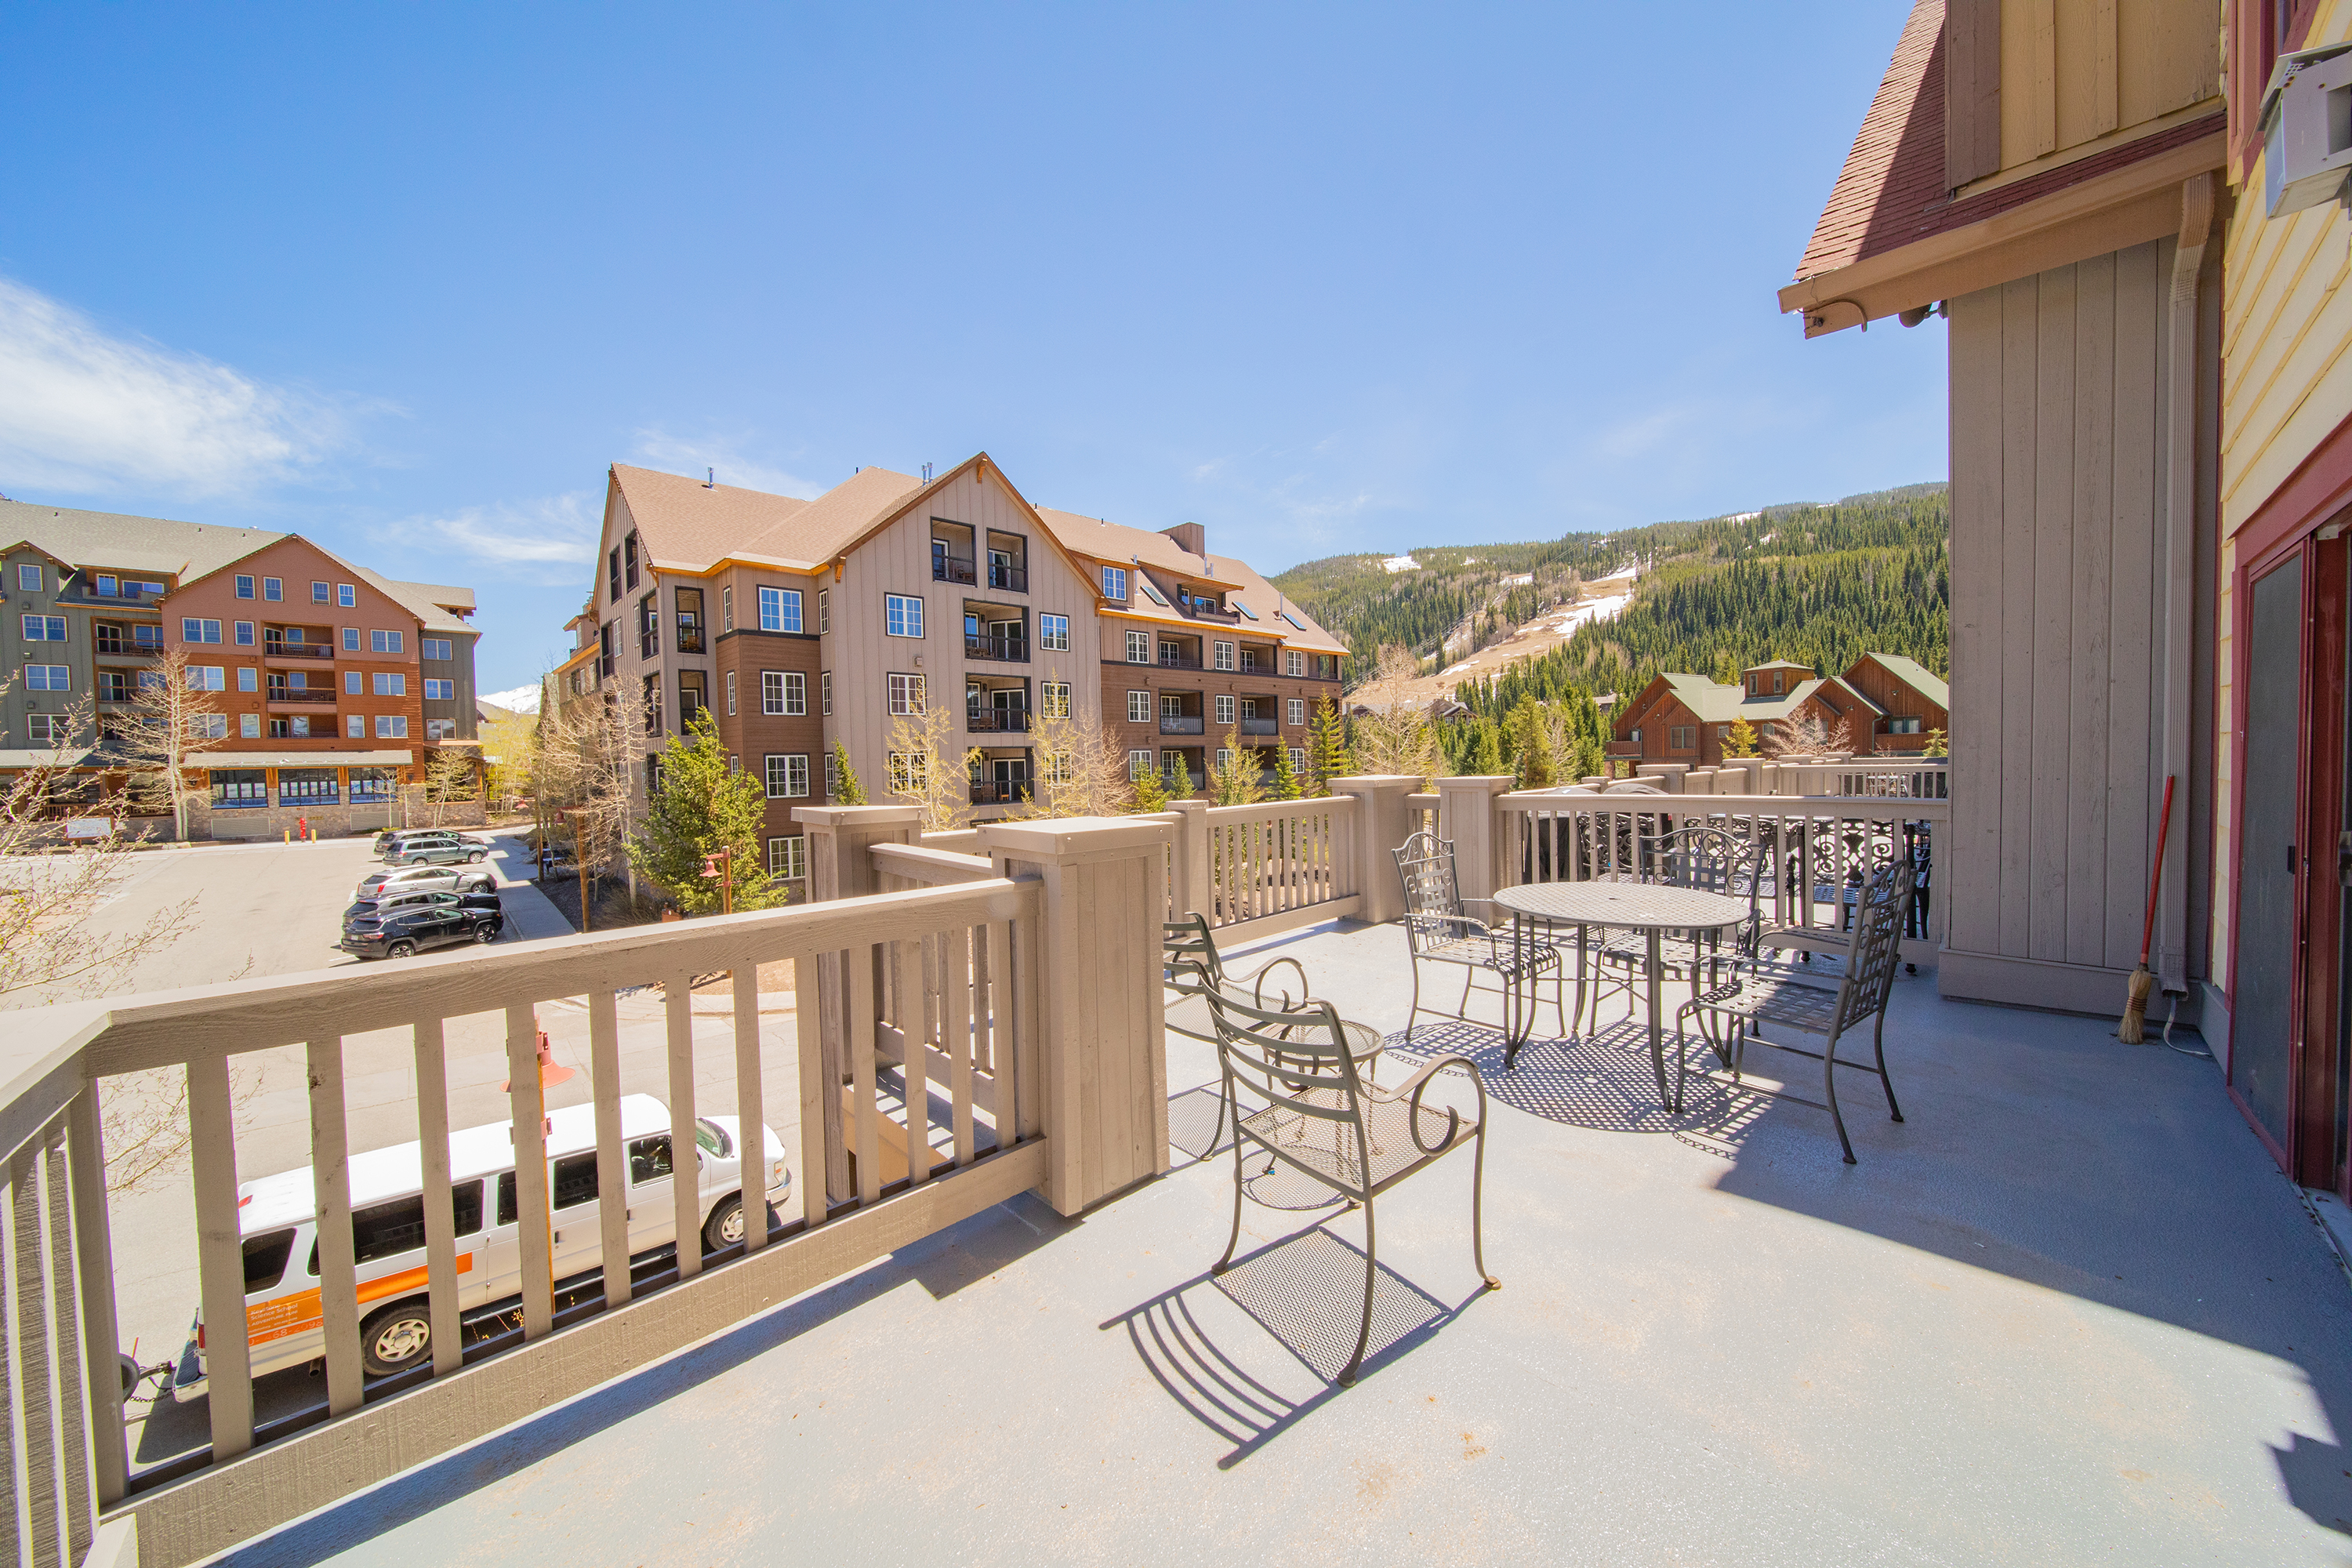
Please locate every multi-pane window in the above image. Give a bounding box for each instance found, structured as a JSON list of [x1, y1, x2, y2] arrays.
[[817, 588, 829, 634], [348, 715, 366, 738], [15, 564, 41, 591], [725, 670, 738, 716], [1041, 681, 1071, 719], [25, 713, 67, 745], [238, 668, 258, 692], [423, 637, 452, 661], [1215, 748, 1232, 769], [1127, 690, 1151, 722], [240, 713, 261, 738], [186, 666, 226, 691], [884, 594, 923, 637], [1285, 650, 1305, 677], [1287, 698, 1305, 726], [1162, 693, 1182, 720], [1125, 630, 1150, 663], [1288, 747, 1307, 774], [768, 835, 808, 880], [825, 751, 840, 798], [887, 673, 926, 714], [1668, 725, 1696, 750], [339, 584, 357, 608], [343, 627, 361, 651], [1213, 641, 1235, 672], [21, 615, 65, 641], [1101, 566, 1127, 600], [1214, 695, 1235, 725], [235, 575, 255, 599], [821, 670, 833, 715], [377, 716, 409, 739], [1039, 613, 1069, 651], [781, 671, 807, 715], [25, 664, 67, 691], [425, 678, 454, 699], [764, 754, 810, 798], [97, 671, 128, 702], [263, 577, 281, 601], [721, 585, 734, 632], [374, 672, 407, 695], [345, 670, 363, 694], [234, 621, 255, 646], [608, 550, 621, 603], [134, 624, 162, 648], [1889, 717, 1922, 735], [313, 581, 331, 604], [757, 586, 803, 633], [888, 752, 927, 793], [180, 618, 220, 644], [1128, 750, 1156, 780], [189, 713, 228, 740], [762, 671, 786, 714], [372, 630, 405, 654]]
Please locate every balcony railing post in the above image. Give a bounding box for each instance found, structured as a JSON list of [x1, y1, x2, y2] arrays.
[[1165, 799, 1211, 920], [1327, 775, 1415, 923], [979, 816, 1174, 1214], [1435, 775, 1515, 902]]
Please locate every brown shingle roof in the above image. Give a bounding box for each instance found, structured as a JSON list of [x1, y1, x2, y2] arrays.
[[1793, 0, 1947, 283], [611, 463, 816, 570], [1032, 507, 1348, 655]]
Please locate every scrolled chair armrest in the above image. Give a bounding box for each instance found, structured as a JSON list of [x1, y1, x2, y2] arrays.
[[1245, 955, 1312, 1011], [1374, 1054, 1490, 1155]]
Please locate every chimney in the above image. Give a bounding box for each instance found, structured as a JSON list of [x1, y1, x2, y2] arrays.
[[1162, 521, 1205, 557]]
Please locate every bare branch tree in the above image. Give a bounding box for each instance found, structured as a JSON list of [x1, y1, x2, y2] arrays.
[[887, 701, 981, 833], [1018, 673, 1131, 818], [111, 648, 226, 840], [1349, 642, 1439, 783], [1766, 706, 1831, 758]]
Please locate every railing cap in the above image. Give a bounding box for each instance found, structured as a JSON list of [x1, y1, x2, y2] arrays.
[[978, 815, 1174, 858], [793, 804, 922, 830]]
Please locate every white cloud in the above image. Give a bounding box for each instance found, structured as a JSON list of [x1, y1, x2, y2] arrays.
[[633, 428, 818, 498], [481, 684, 542, 714], [0, 275, 355, 497], [405, 492, 598, 566]]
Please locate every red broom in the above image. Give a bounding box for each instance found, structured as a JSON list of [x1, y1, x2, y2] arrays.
[[2120, 776, 2176, 1044]]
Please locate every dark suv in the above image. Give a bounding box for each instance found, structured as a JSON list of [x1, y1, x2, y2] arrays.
[[339, 895, 504, 959], [343, 887, 503, 933]]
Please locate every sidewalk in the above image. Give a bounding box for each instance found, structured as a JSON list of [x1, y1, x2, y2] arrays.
[[485, 836, 577, 942]]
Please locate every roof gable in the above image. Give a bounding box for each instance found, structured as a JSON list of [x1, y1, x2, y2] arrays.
[[1856, 652, 1950, 710]]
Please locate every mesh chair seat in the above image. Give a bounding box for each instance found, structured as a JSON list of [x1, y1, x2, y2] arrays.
[[1240, 1087, 1479, 1196], [1688, 968, 1842, 1033]]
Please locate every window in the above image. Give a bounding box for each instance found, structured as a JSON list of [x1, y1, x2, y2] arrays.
[[313, 580, 331, 604], [1161, 693, 1182, 719], [1213, 641, 1235, 672], [755, 585, 802, 634], [377, 715, 409, 739], [339, 584, 356, 608], [187, 665, 226, 691], [348, 715, 366, 738], [1041, 681, 1070, 719], [884, 593, 923, 637], [825, 751, 840, 798], [1889, 717, 1922, 735], [21, 614, 65, 642], [1127, 750, 1156, 780], [278, 768, 338, 806], [343, 627, 361, 651], [344, 670, 362, 694], [887, 673, 926, 714], [14, 563, 43, 592], [821, 670, 833, 716], [136, 669, 165, 693], [98, 671, 127, 702], [1288, 747, 1306, 774], [189, 713, 228, 740], [178, 618, 218, 644], [425, 678, 454, 700], [1126, 630, 1151, 663], [1127, 690, 1152, 723], [134, 623, 162, 649], [608, 550, 621, 604], [240, 713, 260, 738], [1285, 650, 1305, 677], [1287, 698, 1305, 726], [1215, 747, 1232, 769], [1669, 725, 1696, 750], [234, 620, 254, 647], [1040, 613, 1069, 652], [1042, 751, 1070, 786], [817, 588, 829, 634], [624, 534, 638, 590], [95, 575, 116, 597], [725, 670, 738, 716], [210, 768, 267, 807], [372, 630, 405, 654], [422, 637, 452, 661], [264, 577, 281, 602], [761, 670, 784, 714], [24, 713, 66, 746], [1214, 695, 1235, 725], [780, 671, 806, 715], [238, 667, 257, 692], [1101, 566, 1127, 600], [234, 575, 254, 599], [373, 672, 407, 696], [720, 584, 734, 632], [888, 752, 927, 793], [426, 718, 455, 742], [765, 754, 809, 798], [768, 835, 808, 880], [673, 587, 703, 652], [25, 664, 67, 691]]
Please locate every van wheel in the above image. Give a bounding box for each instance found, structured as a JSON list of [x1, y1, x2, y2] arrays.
[[702, 1195, 745, 1254], [360, 1300, 433, 1376], [387, 940, 415, 959]]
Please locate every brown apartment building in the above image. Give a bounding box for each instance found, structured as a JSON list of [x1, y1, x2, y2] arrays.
[[1609, 655, 1947, 767], [0, 499, 480, 839], [560, 452, 1347, 894]]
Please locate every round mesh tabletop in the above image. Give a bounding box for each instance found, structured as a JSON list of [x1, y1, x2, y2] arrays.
[[1493, 881, 1749, 931]]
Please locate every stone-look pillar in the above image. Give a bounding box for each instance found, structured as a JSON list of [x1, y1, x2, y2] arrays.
[[979, 815, 1174, 1215], [1436, 775, 1515, 904], [1327, 775, 1418, 924], [1164, 800, 1211, 924], [793, 804, 921, 1207]]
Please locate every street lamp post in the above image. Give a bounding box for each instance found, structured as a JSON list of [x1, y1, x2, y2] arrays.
[[700, 844, 735, 916]]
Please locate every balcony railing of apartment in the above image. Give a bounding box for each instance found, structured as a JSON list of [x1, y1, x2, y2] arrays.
[[93, 638, 159, 657], [967, 708, 1031, 734], [987, 563, 1028, 594], [1159, 715, 1204, 735], [934, 555, 978, 585], [969, 780, 1026, 805], [267, 690, 339, 705], [262, 642, 334, 659], [1155, 652, 1203, 670], [965, 634, 1028, 663], [1176, 596, 1240, 622], [1237, 717, 1279, 737]]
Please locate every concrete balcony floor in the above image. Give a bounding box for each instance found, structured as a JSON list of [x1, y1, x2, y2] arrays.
[[222, 922, 2352, 1566]]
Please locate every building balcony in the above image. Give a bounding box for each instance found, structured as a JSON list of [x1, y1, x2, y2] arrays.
[[1159, 715, 1204, 735], [675, 629, 706, 655], [968, 779, 1023, 804], [933, 555, 978, 585], [1237, 717, 1278, 737], [965, 634, 1028, 663], [266, 689, 339, 706], [1154, 652, 1203, 670], [93, 641, 160, 659], [967, 708, 1030, 734], [986, 563, 1028, 594], [1176, 597, 1241, 622], [262, 643, 335, 662]]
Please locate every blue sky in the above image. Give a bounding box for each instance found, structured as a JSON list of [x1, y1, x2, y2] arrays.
[[0, 3, 1947, 695]]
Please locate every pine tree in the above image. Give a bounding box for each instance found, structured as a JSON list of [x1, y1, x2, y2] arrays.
[[1270, 740, 1303, 800], [1924, 728, 1948, 757], [1206, 729, 1269, 807], [1305, 697, 1352, 795], [1130, 763, 1169, 813], [1467, 716, 1504, 775], [629, 710, 789, 914], [1509, 699, 1553, 788], [831, 741, 867, 804], [1723, 717, 1760, 758]]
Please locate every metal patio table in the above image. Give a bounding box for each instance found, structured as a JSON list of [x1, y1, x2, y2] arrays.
[[1491, 880, 1751, 1107]]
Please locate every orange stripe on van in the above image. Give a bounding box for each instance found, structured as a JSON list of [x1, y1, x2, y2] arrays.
[[245, 1252, 475, 1345]]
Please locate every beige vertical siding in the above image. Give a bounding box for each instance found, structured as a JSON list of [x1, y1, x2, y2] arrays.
[[1994, 0, 2217, 176]]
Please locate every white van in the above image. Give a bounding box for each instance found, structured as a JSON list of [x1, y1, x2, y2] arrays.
[[172, 1094, 788, 1398]]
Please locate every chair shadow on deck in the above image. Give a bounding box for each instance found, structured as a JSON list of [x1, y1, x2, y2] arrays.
[[1101, 1227, 1479, 1469]]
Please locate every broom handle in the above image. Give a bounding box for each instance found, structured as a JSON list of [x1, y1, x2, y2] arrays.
[[2137, 775, 2176, 967]]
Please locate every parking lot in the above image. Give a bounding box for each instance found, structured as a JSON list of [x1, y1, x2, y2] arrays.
[[36, 829, 811, 1478]]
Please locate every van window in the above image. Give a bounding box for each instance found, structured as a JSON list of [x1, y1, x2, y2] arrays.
[[629, 1135, 672, 1185], [452, 1179, 484, 1236], [694, 1119, 727, 1157], [496, 1171, 517, 1226], [552, 1152, 597, 1210], [352, 1196, 427, 1264], [245, 1230, 296, 1294]]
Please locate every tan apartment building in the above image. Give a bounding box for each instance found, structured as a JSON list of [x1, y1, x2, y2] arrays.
[[562, 452, 1347, 891], [0, 499, 481, 839]]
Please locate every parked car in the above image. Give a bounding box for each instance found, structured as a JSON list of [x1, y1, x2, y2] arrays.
[[343, 887, 503, 933], [354, 863, 495, 901], [171, 1094, 790, 1394], [339, 898, 504, 959], [383, 835, 490, 868], [373, 828, 491, 858]]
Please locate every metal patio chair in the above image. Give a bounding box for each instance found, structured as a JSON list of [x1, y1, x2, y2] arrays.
[[1673, 853, 1915, 1163], [1164, 913, 1312, 1044], [1203, 987, 1497, 1385], [1394, 831, 1563, 1045], [1578, 825, 1766, 1033]]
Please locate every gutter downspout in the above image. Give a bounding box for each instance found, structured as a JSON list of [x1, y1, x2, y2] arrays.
[[2158, 172, 2213, 995]]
